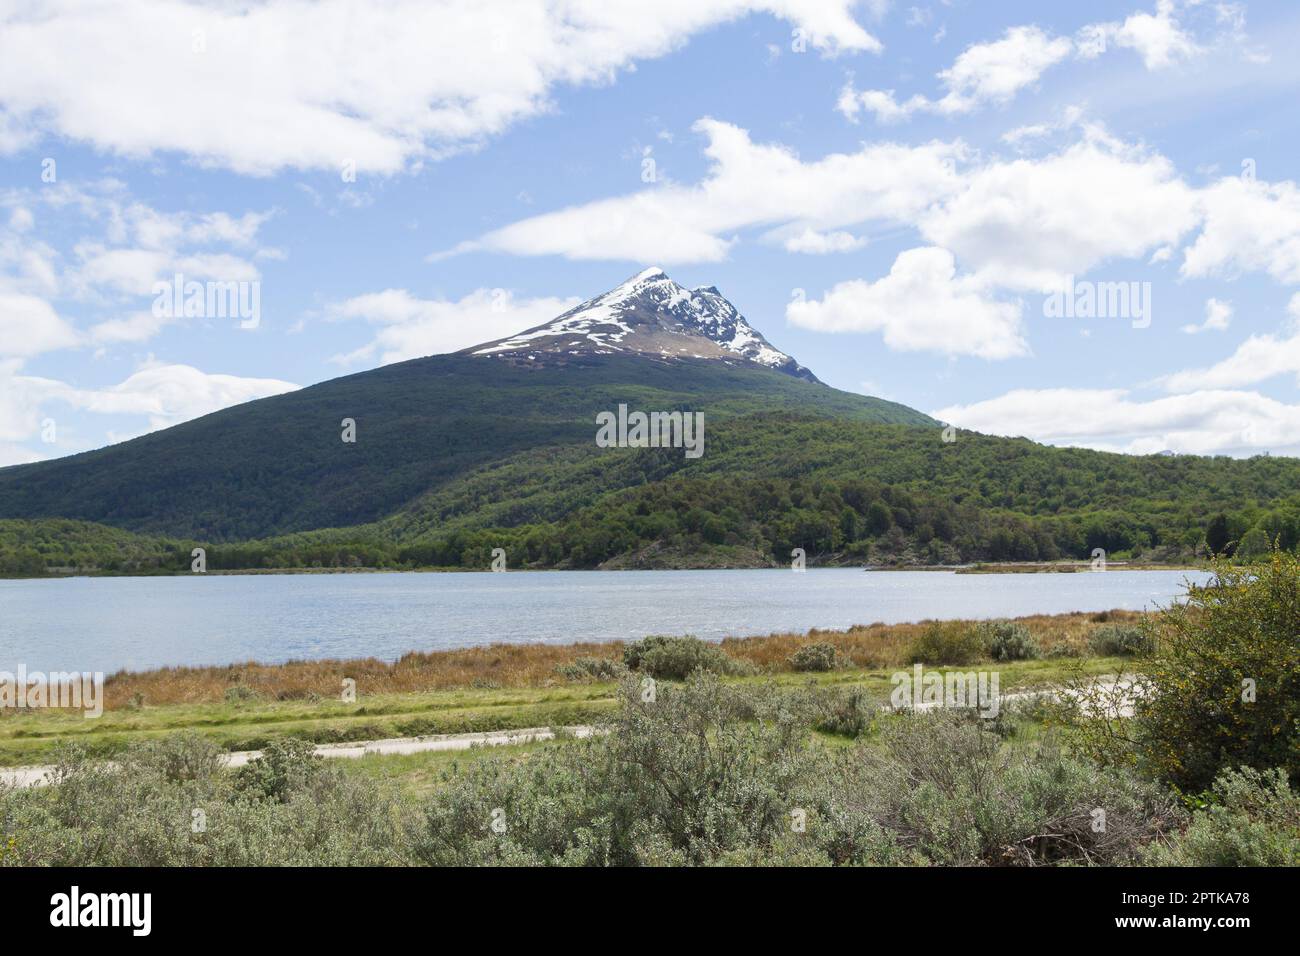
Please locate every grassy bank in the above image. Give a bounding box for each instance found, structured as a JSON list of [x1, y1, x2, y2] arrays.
[[0, 610, 1142, 766]]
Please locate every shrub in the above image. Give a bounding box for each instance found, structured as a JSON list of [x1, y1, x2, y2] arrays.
[[1089, 624, 1153, 657], [906, 621, 987, 666], [855, 711, 1178, 865], [555, 656, 626, 682], [1138, 553, 1300, 791], [411, 674, 855, 866], [813, 687, 874, 737], [622, 635, 747, 679], [235, 738, 322, 803], [0, 736, 401, 866], [223, 685, 261, 704], [789, 642, 840, 672], [1143, 767, 1300, 866], [979, 621, 1040, 662]]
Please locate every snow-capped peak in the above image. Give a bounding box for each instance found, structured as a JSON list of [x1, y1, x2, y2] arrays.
[[465, 268, 819, 382]]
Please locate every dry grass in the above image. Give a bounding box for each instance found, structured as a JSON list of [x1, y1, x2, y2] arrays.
[[721, 609, 1144, 671], [95, 609, 1146, 711]]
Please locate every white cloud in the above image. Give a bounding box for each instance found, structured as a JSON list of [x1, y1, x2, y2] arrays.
[[0, 292, 78, 357], [837, 26, 1073, 123], [1181, 176, 1300, 284], [839, 3, 1210, 126], [780, 228, 865, 254], [1180, 297, 1232, 334], [1109, 0, 1201, 69], [934, 387, 1300, 456], [786, 247, 1027, 359], [438, 118, 965, 263], [1158, 331, 1300, 393], [327, 288, 582, 365], [0, 0, 879, 175], [0, 357, 297, 463], [918, 137, 1200, 292]]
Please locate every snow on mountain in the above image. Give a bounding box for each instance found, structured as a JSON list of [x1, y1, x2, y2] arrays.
[[466, 268, 819, 382]]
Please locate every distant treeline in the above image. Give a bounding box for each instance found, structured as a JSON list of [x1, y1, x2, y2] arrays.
[[4, 473, 1295, 575]]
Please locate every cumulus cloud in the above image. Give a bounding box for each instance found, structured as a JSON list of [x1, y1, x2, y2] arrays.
[[1107, 0, 1202, 69], [0, 359, 298, 462], [917, 136, 1200, 292], [436, 118, 965, 264], [1157, 331, 1300, 393], [837, 26, 1073, 123], [0, 292, 79, 357], [1180, 297, 1233, 334], [786, 247, 1027, 359], [1181, 176, 1300, 284], [327, 288, 582, 365], [934, 387, 1300, 456], [0, 0, 879, 175], [780, 228, 866, 254], [838, 3, 1207, 126]]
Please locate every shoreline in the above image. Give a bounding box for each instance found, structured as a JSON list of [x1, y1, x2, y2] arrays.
[[0, 560, 1210, 582]]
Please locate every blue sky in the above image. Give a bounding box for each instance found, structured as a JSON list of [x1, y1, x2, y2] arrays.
[[2, 0, 1299, 465]]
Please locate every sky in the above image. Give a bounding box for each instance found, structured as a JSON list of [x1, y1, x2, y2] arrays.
[[2, 0, 1299, 466]]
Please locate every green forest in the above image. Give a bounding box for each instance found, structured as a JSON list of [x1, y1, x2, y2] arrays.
[[3, 415, 1296, 575]]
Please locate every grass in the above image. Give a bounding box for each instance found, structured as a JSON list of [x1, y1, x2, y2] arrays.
[[0, 653, 1127, 767], [88, 609, 1144, 710]]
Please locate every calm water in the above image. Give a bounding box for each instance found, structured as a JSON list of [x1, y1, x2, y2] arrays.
[[0, 569, 1211, 673]]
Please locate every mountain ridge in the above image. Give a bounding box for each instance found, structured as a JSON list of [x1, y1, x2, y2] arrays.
[[464, 267, 819, 382]]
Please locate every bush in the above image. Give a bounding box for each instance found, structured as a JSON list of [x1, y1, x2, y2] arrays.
[[0, 736, 402, 866], [906, 622, 987, 666], [411, 674, 862, 866], [223, 685, 262, 704], [1089, 624, 1153, 657], [813, 687, 874, 737], [622, 635, 747, 680], [1144, 767, 1300, 866], [235, 738, 322, 803], [855, 711, 1178, 865], [790, 642, 840, 672], [979, 621, 1040, 662], [1138, 553, 1300, 791], [555, 656, 626, 682]]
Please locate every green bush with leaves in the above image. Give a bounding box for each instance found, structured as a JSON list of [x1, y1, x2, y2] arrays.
[[979, 621, 1040, 662], [789, 642, 840, 672], [907, 621, 987, 666], [1089, 624, 1154, 657], [555, 656, 626, 682], [1143, 767, 1300, 866], [621, 635, 747, 679], [1137, 554, 1300, 792], [0, 735, 402, 866]]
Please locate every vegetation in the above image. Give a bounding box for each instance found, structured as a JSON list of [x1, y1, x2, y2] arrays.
[[5, 556, 1300, 867], [3, 353, 1300, 576], [1135, 552, 1300, 792]]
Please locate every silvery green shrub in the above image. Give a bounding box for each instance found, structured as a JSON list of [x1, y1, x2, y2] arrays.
[[979, 621, 1040, 661], [790, 642, 840, 672], [621, 635, 748, 679]]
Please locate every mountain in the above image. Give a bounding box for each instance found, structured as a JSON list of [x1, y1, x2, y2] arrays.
[[466, 268, 819, 382], [4, 268, 1299, 576], [0, 272, 927, 542]]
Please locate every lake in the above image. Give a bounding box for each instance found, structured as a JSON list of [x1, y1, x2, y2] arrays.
[[0, 568, 1213, 673]]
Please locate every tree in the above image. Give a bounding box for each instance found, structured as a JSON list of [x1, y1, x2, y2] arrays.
[[865, 500, 893, 536], [1206, 513, 1232, 556]]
